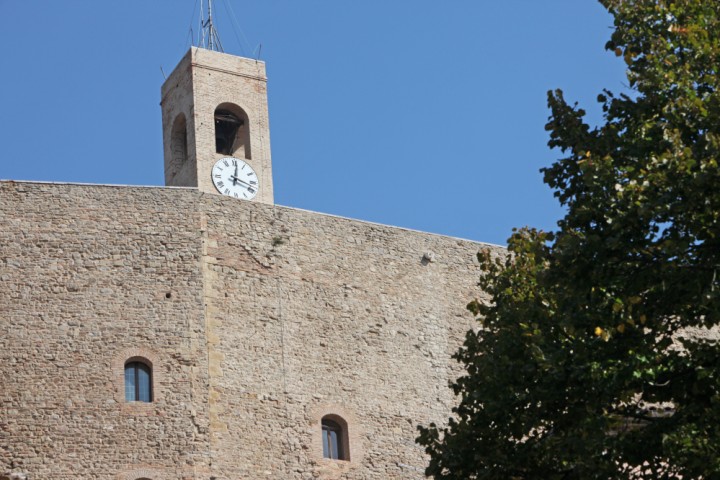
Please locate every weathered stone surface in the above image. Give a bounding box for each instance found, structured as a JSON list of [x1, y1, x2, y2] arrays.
[[0, 181, 503, 479]]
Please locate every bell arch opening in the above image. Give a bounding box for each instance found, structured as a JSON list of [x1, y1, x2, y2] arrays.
[[171, 113, 188, 166], [215, 103, 251, 159]]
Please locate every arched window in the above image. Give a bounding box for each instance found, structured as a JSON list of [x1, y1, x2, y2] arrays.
[[171, 113, 188, 165], [214, 103, 251, 159], [322, 415, 349, 460], [124, 360, 152, 402]]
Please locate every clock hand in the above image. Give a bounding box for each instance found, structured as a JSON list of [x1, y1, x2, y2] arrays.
[[230, 175, 255, 189], [233, 163, 239, 186]]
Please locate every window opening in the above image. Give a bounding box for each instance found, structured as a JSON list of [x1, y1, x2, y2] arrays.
[[214, 104, 251, 158], [322, 417, 345, 460], [124, 361, 152, 402], [215, 109, 244, 155]]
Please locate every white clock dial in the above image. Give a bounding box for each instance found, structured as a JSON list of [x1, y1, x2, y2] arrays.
[[211, 157, 259, 200]]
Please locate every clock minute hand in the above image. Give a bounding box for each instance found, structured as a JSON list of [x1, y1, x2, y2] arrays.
[[230, 175, 253, 188], [232, 163, 239, 185]]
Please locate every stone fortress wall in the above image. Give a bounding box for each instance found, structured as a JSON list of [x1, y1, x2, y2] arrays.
[[1, 181, 503, 479], [1, 183, 210, 479]]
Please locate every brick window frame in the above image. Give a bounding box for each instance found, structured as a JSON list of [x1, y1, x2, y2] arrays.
[[113, 348, 163, 414], [309, 404, 363, 477]]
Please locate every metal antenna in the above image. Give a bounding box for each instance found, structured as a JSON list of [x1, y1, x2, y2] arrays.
[[199, 0, 224, 52]]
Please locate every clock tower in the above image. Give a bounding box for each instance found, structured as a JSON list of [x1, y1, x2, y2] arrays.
[[160, 47, 274, 204]]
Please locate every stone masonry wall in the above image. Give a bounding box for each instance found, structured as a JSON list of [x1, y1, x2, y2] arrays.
[[0, 183, 211, 479], [201, 196, 501, 479], [0, 181, 503, 479]]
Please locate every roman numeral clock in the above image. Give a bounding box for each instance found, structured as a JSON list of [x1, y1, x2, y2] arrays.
[[211, 157, 259, 200]]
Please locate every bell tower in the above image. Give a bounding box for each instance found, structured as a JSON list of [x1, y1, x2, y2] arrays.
[[160, 47, 274, 204]]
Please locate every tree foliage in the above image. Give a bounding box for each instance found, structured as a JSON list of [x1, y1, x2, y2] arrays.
[[417, 1, 720, 478]]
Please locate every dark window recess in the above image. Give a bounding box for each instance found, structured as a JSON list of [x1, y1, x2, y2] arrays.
[[124, 361, 152, 402], [322, 418, 345, 460], [215, 109, 244, 154], [171, 113, 188, 165]]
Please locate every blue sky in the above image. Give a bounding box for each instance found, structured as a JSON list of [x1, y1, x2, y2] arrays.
[[0, 1, 627, 245]]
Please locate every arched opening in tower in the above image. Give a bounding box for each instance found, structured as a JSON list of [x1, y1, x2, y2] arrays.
[[214, 106, 250, 158]]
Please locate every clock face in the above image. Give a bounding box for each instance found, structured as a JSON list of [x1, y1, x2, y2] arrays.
[[211, 157, 259, 200]]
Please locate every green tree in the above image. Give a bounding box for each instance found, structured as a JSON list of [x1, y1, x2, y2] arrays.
[[417, 1, 720, 478]]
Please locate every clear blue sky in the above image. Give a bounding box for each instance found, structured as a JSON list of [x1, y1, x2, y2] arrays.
[[0, 1, 627, 246]]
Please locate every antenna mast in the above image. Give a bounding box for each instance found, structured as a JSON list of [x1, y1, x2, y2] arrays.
[[199, 0, 224, 52]]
